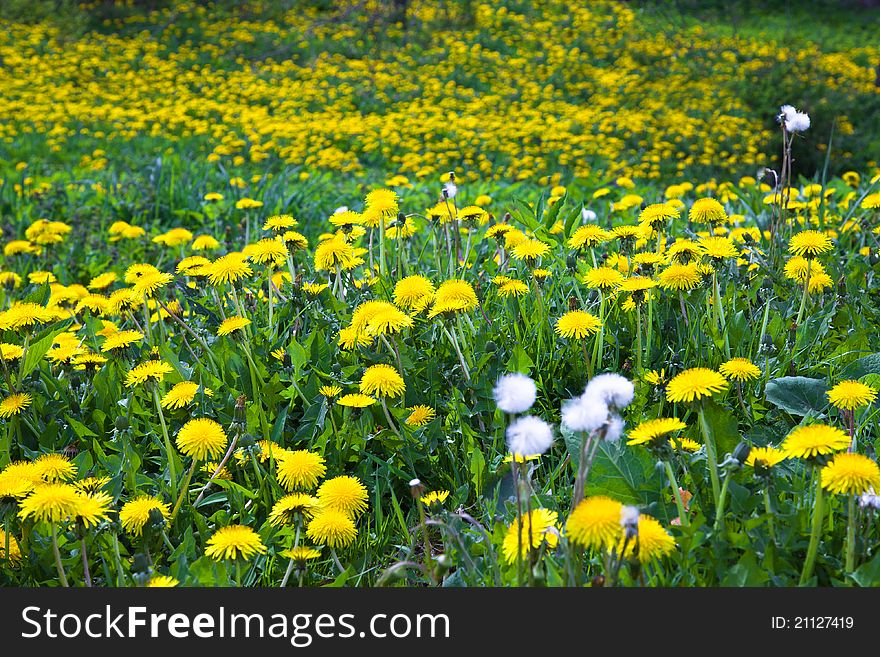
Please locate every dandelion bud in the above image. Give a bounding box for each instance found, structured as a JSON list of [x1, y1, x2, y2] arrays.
[[239, 433, 256, 449], [591, 574, 605, 587], [733, 441, 751, 465], [115, 415, 129, 431]]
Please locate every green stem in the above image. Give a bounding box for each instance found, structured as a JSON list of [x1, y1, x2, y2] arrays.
[[764, 486, 777, 545], [170, 459, 198, 524], [795, 261, 812, 333], [665, 461, 689, 527], [714, 470, 732, 531], [800, 472, 824, 586], [153, 387, 178, 500], [698, 404, 721, 507], [846, 494, 857, 574], [50, 522, 69, 588]]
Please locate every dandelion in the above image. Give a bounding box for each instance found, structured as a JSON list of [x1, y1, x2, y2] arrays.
[[566, 496, 623, 551], [336, 393, 376, 408], [584, 373, 634, 409], [147, 575, 180, 587], [555, 311, 601, 339], [657, 263, 701, 291], [494, 373, 537, 414], [276, 450, 327, 491], [359, 364, 405, 398], [689, 198, 727, 224], [176, 418, 228, 461], [618, 515, 675, 563], [420, 490, 450, 506], [0, 393, 33, 419], [506, 416, 554, 457], [269, 494, 318, 526], [205, 525, 266, 561], [827, 380, 877, 411], [405, 405, 435, 427], [124, 360, 174, 387], [316, 476, 369, 518], [789, 230, 832, 258], [161, 381, 214, 409], [502, 509, 559, 563], [627, 418, 687, 447], [306, 510, 357, 549], [217, 316, 251, 336], [18, 483, 81, 523], [719, 358, 761, 382], [33, 454, 77, 482], [665, 368, 728, 403], [782, 424, 850, 460]]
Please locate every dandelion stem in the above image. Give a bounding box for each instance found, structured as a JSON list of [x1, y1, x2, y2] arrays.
[[800, 470, 824, 585], [795, 259, 812, 335], [764, 486, 777, 545], [713, 469, 733, 532], [50, 521, 69, 588], [170, 459, 198, 524], [845, 494, 857, 574], [665, 461, 689, 528], [152, 387, 178, 500], [81, 537, 92, 587], [698, 403, 721, 508]]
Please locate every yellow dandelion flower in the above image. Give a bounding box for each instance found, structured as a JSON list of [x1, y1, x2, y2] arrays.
[[205, 525, 266, 561], [665, 368, 729, 403]]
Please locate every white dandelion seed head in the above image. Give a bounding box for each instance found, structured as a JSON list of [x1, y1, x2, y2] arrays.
[[581, 208, 597, 223], [620, 505, 640, 529], [333, 206, 349, 214], [561, 395, 609, 433], [494, 373, 537, 414], [443, 181, 458, 199], [409, 478, 421, 488], [778, 104, 810, 132], [506, 415, 554, 457], [584, 373, 634, 410], [859, 488, 880, 510], [787, 112, 810, 133], [605, 414, 625, 443]]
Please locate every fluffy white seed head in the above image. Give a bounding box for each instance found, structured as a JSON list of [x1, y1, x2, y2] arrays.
[[860, 488, 880, 510], [561, 395, 609, 432], [443, 181, 458, 199], [494, 373, 537, 414], [605, 414, 625, 443], [584, 373, 634, 410], [506, 415, 554, 457], [581, 208, 597, 223], [620, 505, 640, 529], [778, 104, 810, 133]]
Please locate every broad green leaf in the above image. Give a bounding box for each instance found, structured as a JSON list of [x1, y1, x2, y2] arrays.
[[851, 550, 880, 587], [845, 354, 880, 379], [583, 439, 654, 505], [701, 399, 741, 457], [764, 376, 828, 416], [20, 321, 71, 379]]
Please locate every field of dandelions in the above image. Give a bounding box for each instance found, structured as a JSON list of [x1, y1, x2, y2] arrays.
[[1, 0, 880, 588]]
